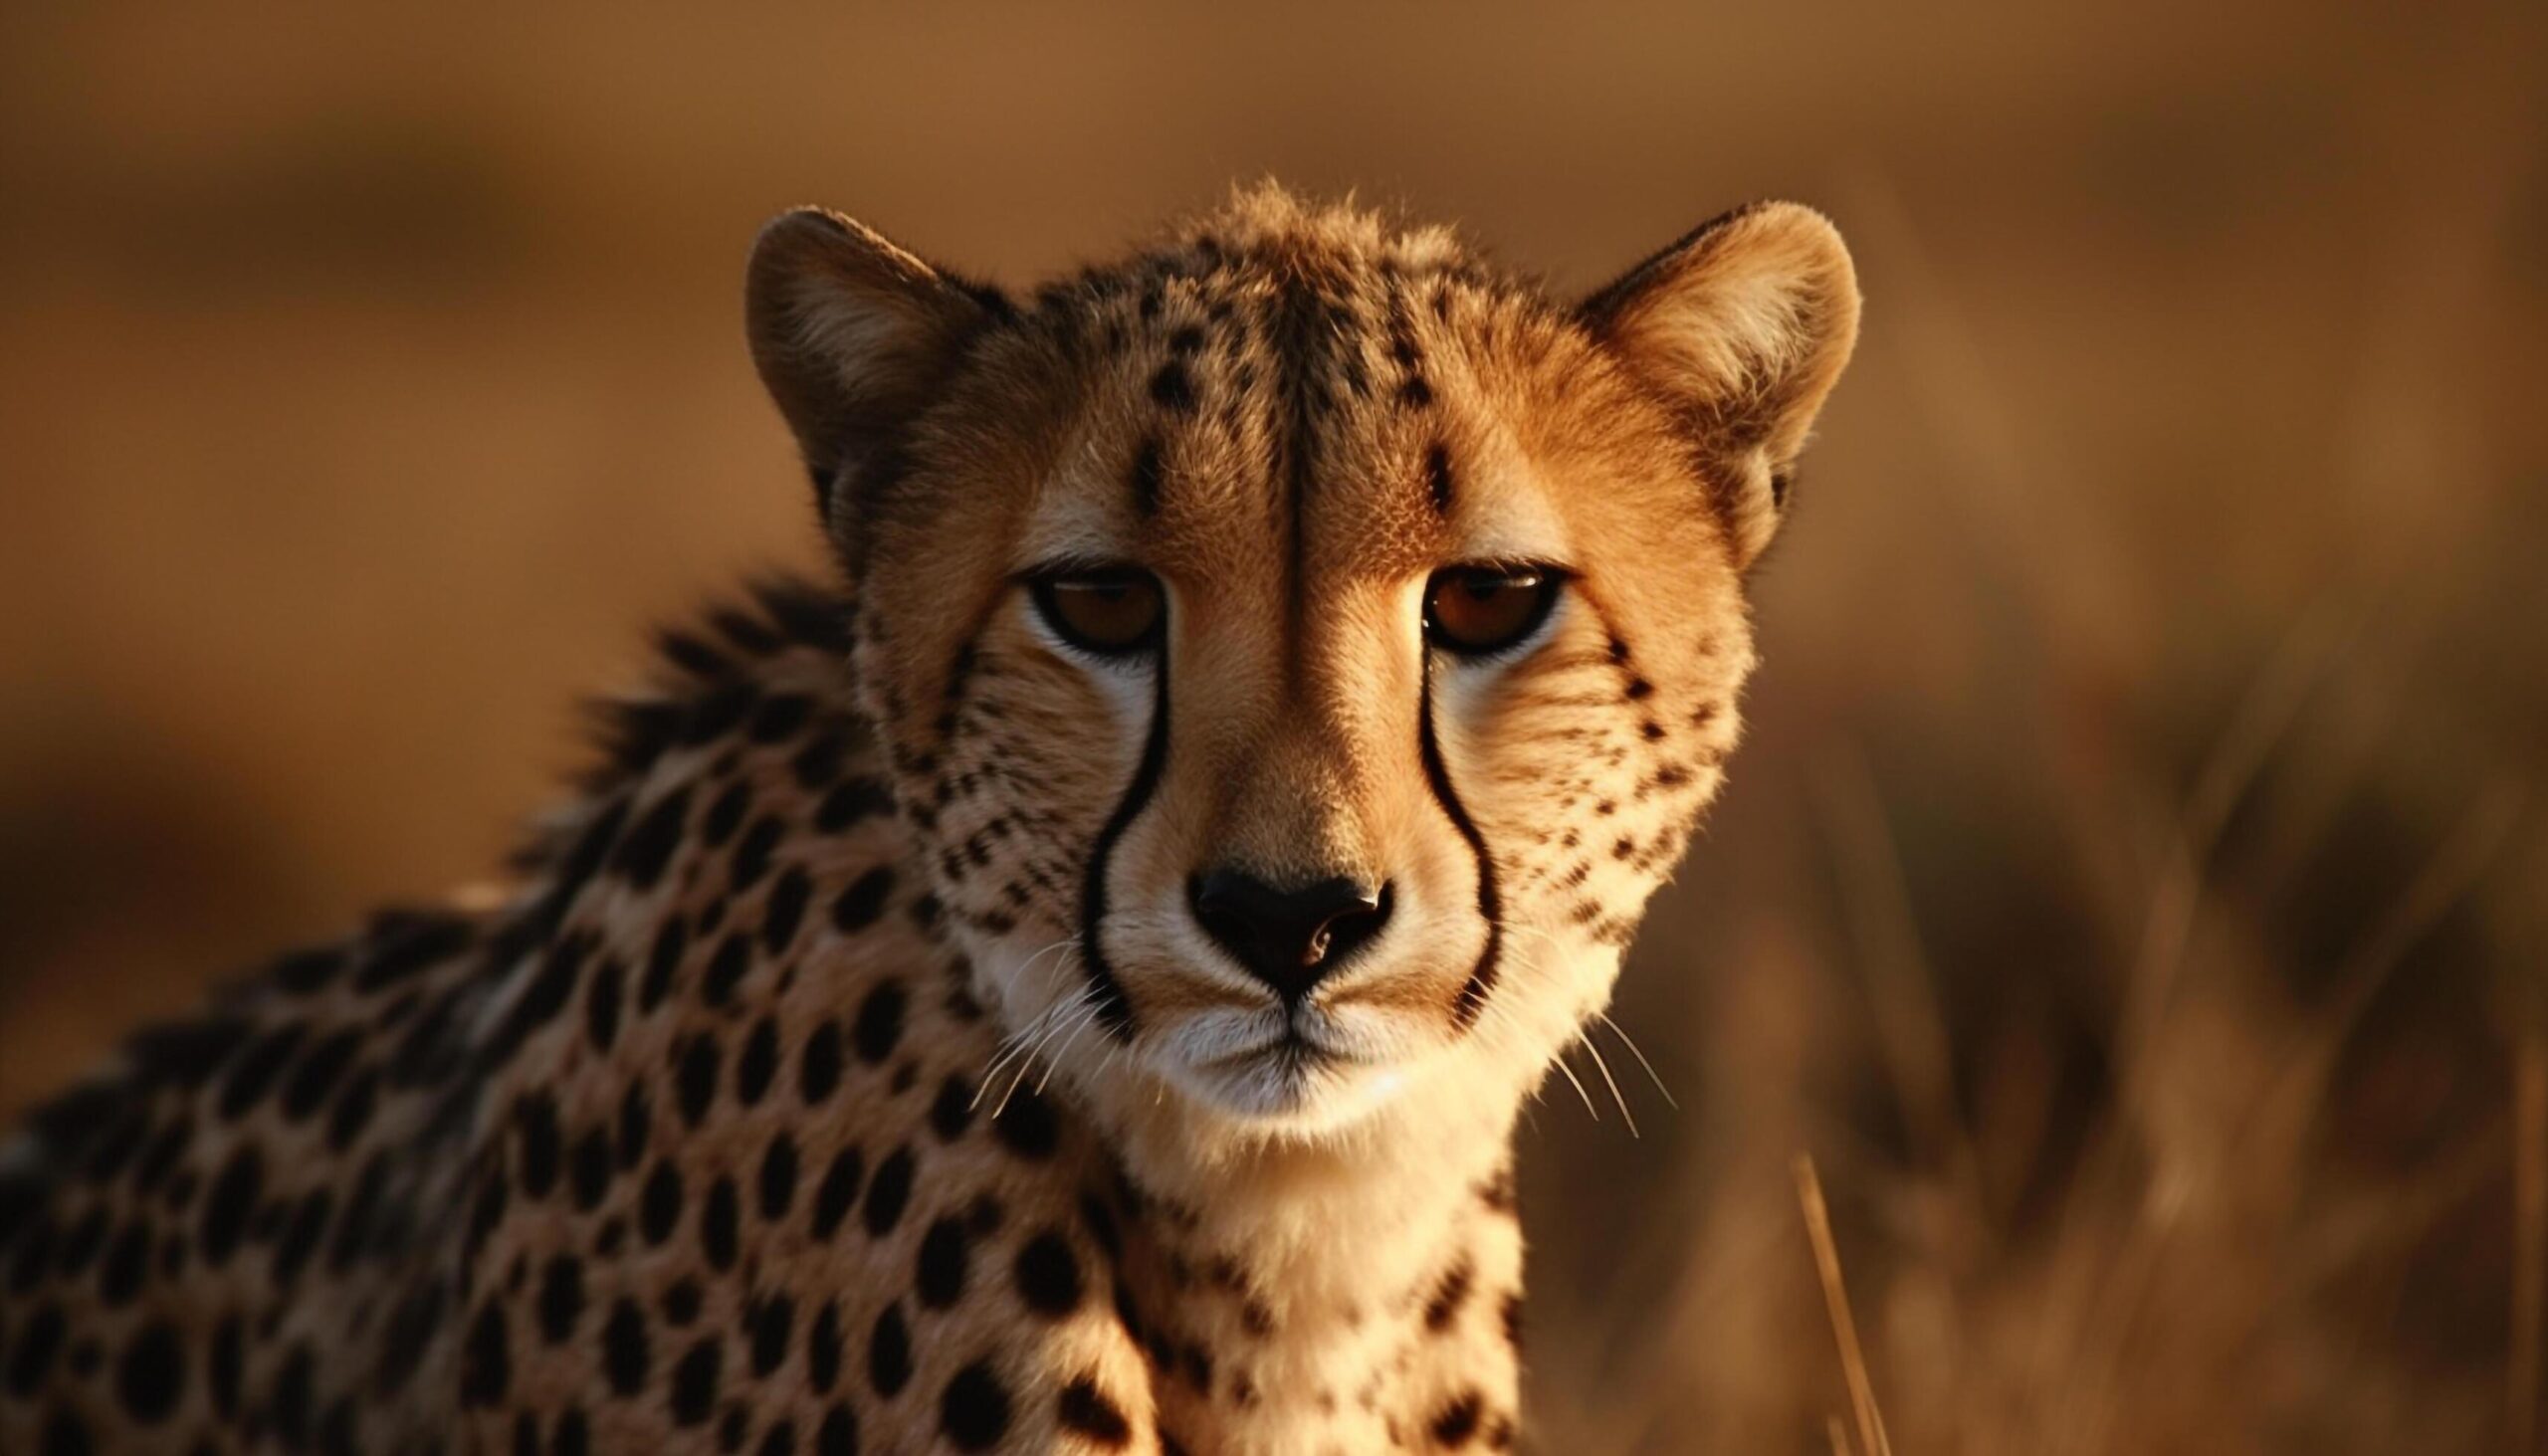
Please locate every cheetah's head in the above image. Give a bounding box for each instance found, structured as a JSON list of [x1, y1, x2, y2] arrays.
[[745, 187, 1856, 1149]]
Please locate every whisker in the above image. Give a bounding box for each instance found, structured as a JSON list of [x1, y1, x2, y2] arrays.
[[1577, 1030, 1639, 1138], [1597, 1011, 1679, 1110]]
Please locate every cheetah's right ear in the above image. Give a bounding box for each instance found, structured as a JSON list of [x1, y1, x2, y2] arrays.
[[1580, 202, 1860, 568], [745, 208, 1002, 514]]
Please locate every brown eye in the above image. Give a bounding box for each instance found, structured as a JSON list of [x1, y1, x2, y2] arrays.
[[1030, 568, 1166, 656], [1424, 567, 1565, 657]]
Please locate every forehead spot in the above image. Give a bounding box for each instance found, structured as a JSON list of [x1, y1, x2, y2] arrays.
[[1149, 359, 1197, 413]]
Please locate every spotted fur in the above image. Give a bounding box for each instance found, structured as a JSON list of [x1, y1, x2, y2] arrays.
[[0, 185, 1856, 1453]]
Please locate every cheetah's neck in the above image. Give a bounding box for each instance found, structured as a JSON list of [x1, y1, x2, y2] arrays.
[[1086, 1075, 1529, 1452]]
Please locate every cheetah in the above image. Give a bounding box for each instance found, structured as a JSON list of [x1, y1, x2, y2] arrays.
[[0, 185, 1857, 1454]]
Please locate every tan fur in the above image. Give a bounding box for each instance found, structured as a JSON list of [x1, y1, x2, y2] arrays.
[[0, 185, 1855, 1454]]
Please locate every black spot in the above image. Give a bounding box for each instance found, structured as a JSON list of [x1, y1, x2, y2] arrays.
[[7, 1301, 67, 1396], [867, 1303, 912, 1397], [731, 816, 784, 892], [863, 1145, 915, 1238], [1150, 360, 1196, 412], [618, 1081, 653, 1169], [568, 1127, 613, 1211], [1014, 1230, 1083, 1318], [991, 1085, 1060, 1160], [678, 1034, 722, 1126], [1425, 1257, 1474, 1331], [703, 932, 753, 1008], [605, 1298, 651, 1393], [326, 1152, 389, 1273], [940, 1360, 1013, 1450], [615, 786, 694, 890], [807, 1299, 845, 1392], [25, 1083, 127, 1169], [640, 1161, 684, 1245], [737, 1018, 779, 1107], [1057, 1376, 1132, 1445], [749, 1293, 794, 1376], [916, 1216, 969, 1307], [800, 1020, 844, 1104], [1079, 1192, 1122, 1259], [199, 1144, 261, 1266], [39, 1409, 93, 1456], [486, 935, 590, 1065], [325, 1066, 380, 1152], [271, 1188, 330, 1288], [704, 781, 752, 847], [536, 1255, 584, 1344], [831, 867, 895, 934], [352, 910, 475, 992], [555, 1408, 593, 1456], [811, 1145, 865, 1241], [279, 1028, 363, 1123], [112, 1326, 184, 1427], [585, 956, 626, 1053], [641, 920, 689, 1010], [763, 868, 813, 953], [670, 1337, 722, 1425], [1431, 1390, 1484, 1446], [851, 980, 906, 1064], [217, 1022, 307, 1120], [792, 729, 851, 789], [816, 1404, 858, 1456], [930, 1075, 975, 1141], [125, 1014, 249, 1092], [54, 1205, 108, 1279], [814, 778, 895, 833], [748, 693, 814, 742], [470, 1166, 508, 1263], [209, 1311, 244, 1415], [461, 1301, 511, 1407], [517, 1093, 563, 1197], [758, 1133, 800, 1221], [8, 1210, 58, 1295], [701, 1176, 741, 1270]]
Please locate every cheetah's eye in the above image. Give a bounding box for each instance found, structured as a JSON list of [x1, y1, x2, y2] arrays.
[[1029, 567, 1166, 657], [1424, 566, 1566, 658]]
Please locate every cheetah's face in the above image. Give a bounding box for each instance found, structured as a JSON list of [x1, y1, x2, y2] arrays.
[[747, 191, 1856, 1141]]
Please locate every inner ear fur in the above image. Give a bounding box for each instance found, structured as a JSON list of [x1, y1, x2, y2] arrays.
[[1581, 201, 1861, 566], [744, 207, 1000, 511]]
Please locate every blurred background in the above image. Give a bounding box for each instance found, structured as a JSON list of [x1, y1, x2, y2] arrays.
[[3, 4, 2543, 1450]]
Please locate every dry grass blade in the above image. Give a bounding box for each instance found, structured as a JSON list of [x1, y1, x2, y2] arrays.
[[1796, 1154, 1894, 1456]]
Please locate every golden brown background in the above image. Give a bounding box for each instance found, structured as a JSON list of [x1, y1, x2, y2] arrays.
[[4, 4, 2545, 1450]]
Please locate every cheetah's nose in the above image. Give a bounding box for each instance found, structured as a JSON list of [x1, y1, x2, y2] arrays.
[[1186, 870, 1393, 1006]]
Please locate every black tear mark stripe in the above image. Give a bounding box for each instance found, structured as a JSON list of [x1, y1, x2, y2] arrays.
[[1077, 653, 1172, 1040], [1417, 656, 1501, 1029]]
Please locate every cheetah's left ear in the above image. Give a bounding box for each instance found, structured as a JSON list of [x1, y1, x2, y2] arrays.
[[1581, 202, 1860, 567], [745, 207, 1003, 519]]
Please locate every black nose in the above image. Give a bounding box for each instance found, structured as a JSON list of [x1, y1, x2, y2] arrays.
[[1187, 870, 1393, 1004]]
